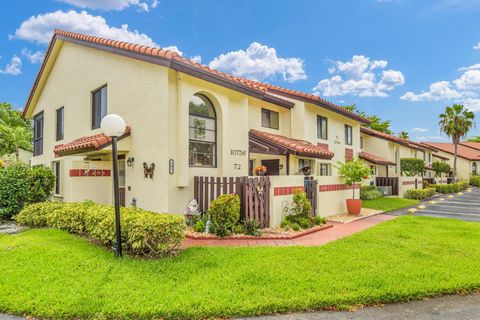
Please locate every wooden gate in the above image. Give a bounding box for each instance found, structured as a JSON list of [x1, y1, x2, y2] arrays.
[[193, 176, 271, 227], [304, 177, 318, 216], [375, 177, 399, 195]]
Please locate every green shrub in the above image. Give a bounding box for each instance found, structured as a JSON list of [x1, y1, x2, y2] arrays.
[[434, 181, 469, 194], [193, 220, 206, 233], [400, 158, 425, 177], [313, 216, 326, 225], [232, 223, 247, 235], [15, 202, 185, 257], [208, 194, 240, 237], [360, 185, 382, 200], [404, 187, 436, 200], [0, 163, 55, 219], [470, 175, 480, 187], [291, 223, 300, 231], [282, 190, 317, 230], [433, 161, 450, 177], [243, 219, 262, 236]]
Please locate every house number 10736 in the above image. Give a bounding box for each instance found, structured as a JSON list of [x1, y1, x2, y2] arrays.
[[234, 163, 242, 170]]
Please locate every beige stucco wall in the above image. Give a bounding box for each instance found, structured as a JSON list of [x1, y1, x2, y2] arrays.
[[27, 38, 366, 221], [1, 149, 32, 166]]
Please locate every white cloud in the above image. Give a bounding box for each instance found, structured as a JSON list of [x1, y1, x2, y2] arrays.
[[0, 55, 22, 75], [453, 69, 480, 90], [11, 10, 158, 47], [208, 42, 307, 83], [21, 48, 44, 64], [57, 0, 158, 12], [475, 43, 480, 50], [414, 136, 449, 142], [313, 55, 405, 97], [464, 98, 480, 112], [191, 55, 202, 64], [400, 81, 462, 101], [458, 63, 480, 71], [411, 128, 428, 133]]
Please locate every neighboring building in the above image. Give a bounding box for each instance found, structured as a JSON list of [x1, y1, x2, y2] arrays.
[[422, 142, 480, 180], [0, 148, 32, 167], [23, 30, 369, 223], [359, 127, 439, 195]]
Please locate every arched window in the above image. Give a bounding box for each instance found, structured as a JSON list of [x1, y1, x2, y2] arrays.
[[473, 162, 477, 175], [189, 93, 216, 167]]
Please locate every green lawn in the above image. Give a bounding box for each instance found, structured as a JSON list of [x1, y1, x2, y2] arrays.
[[363, 197, 419, 212], [2, 216, 480, 319]]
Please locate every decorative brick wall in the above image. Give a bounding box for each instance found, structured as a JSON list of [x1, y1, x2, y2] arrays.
[[345, 148, 353, 161], [273, 186, 304, 196], [319, 183, 361, 192], [70, 169, 111, 177], [402, 180, 422, 186]]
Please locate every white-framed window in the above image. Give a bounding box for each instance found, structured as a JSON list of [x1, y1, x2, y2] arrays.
[[317, 115, 328, 140], [261, 108, 279, 129], [189, 93, 217, 167], [370, 165, 377, 175], [298, 158, 315, 174], [472, 162, 478, 175], [318, 163, 331, 176], [345, 125, 353, 145], [52, 161, 61, 195]]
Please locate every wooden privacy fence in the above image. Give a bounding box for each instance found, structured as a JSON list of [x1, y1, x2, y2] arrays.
[[376, 177, 399, 195], [193, 176, 271, 228]]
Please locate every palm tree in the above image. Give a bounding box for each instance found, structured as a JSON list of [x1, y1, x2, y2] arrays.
[[439, 104, 475, 182], [398, 131, 409, 139]]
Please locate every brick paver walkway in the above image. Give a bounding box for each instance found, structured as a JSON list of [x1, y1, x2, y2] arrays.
[[182, 214, 395, 248]]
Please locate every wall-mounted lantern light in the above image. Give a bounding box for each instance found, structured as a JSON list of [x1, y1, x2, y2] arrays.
[[127, 157, 135, 167]]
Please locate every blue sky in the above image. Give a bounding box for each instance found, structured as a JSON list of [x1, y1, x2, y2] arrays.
[[1, 0, 480, 141]]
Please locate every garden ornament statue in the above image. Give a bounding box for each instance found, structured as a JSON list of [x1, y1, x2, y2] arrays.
[[205, 220, 211, 234], [184, 199, 200, 216]]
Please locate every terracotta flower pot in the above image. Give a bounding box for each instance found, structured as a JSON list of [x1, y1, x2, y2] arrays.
[[346, 199, 362, 215]]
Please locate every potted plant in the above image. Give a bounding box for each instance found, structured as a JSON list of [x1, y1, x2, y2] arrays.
[[253, 165, 267, 176], [336, 159, 371, 215]]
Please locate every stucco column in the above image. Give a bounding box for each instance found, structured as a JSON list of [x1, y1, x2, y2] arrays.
[[291, 100, 306, 140], [176, 74, 189, 187]]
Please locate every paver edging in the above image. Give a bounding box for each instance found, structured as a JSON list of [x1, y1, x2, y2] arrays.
[[185, 224, 333, 240]]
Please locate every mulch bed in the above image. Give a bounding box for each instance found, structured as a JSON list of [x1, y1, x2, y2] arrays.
[[185, 223, 333, 240]]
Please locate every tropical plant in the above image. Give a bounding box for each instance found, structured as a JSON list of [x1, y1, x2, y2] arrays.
[[0, 102, 32, 160], [439, 104, 475, 182], [335, 159, 371, 199], [344, 104, 392, 134], [398, 131, 409, 139], [432, 161, 451, 177]]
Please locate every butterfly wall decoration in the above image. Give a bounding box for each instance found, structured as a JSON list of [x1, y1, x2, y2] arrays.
[[143, 162, 155, 179]]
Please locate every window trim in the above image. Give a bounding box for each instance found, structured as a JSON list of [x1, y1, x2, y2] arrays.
[[298, 158, 315, 175], [91, 84, 107, 130], [261, 108, 280, 130], [189, 93, 217, 168], [53, 161, 61, 195], [344, 124, 353, 146], [318, 163, 331, 176], [317, 115, 328, 140], [56, 106, 64, 141], [33, 111, 44, 156], [473, 162, 477, 175]]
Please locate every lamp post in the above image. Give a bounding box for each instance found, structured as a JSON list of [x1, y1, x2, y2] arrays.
[[100, 114, 126, 257]]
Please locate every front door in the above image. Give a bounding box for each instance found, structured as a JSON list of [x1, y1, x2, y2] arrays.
[[118, 155, 126, 207], [261, 159, 280, 176]]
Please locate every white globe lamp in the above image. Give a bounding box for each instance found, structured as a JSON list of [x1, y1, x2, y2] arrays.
[[100, 114, 126, 137]]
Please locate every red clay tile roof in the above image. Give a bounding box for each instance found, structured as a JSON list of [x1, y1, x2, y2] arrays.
[[360, 127, 429, 151], [54, 127, 131, 156], [359, 151, 395, 166], [249, 129, 334, 159], [23, 29, 369, 125], [422, 142, 480, 161], [431, 152, 450, 160], [460, 141, 480, 151]]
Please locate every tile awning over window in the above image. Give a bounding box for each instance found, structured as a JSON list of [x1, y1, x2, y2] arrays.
[[54, 127, 131, 156], [359, 151, 395, 166], [249, 129, 334, 159]]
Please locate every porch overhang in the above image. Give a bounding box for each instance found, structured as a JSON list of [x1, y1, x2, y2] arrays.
[[54, 127, 131, 156], [248, 129, 334, 159], [359, 151, 395, 166]]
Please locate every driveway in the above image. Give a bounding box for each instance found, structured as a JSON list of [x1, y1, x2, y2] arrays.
[[239, 293, 480, 320], [389, 188, 480, 222]]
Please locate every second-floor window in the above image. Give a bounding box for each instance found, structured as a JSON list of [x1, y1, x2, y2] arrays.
[[56, 107, 64, 141], [317, 116, 328, 140], [261, 108, 279, 129], [33, 111, 44, 156], [92, 85, 107, 129], [360, 137, 364, 149], [344, 125, 353, 145]]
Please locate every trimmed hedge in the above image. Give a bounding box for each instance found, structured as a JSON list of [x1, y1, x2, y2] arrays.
[[435, 181, 469, 194], [360, 185, 383, 200], [470, 175, 480, 187], [15, 201, 185, 257], [404, 187, 436, 200], [400, 158, 425, 176]]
